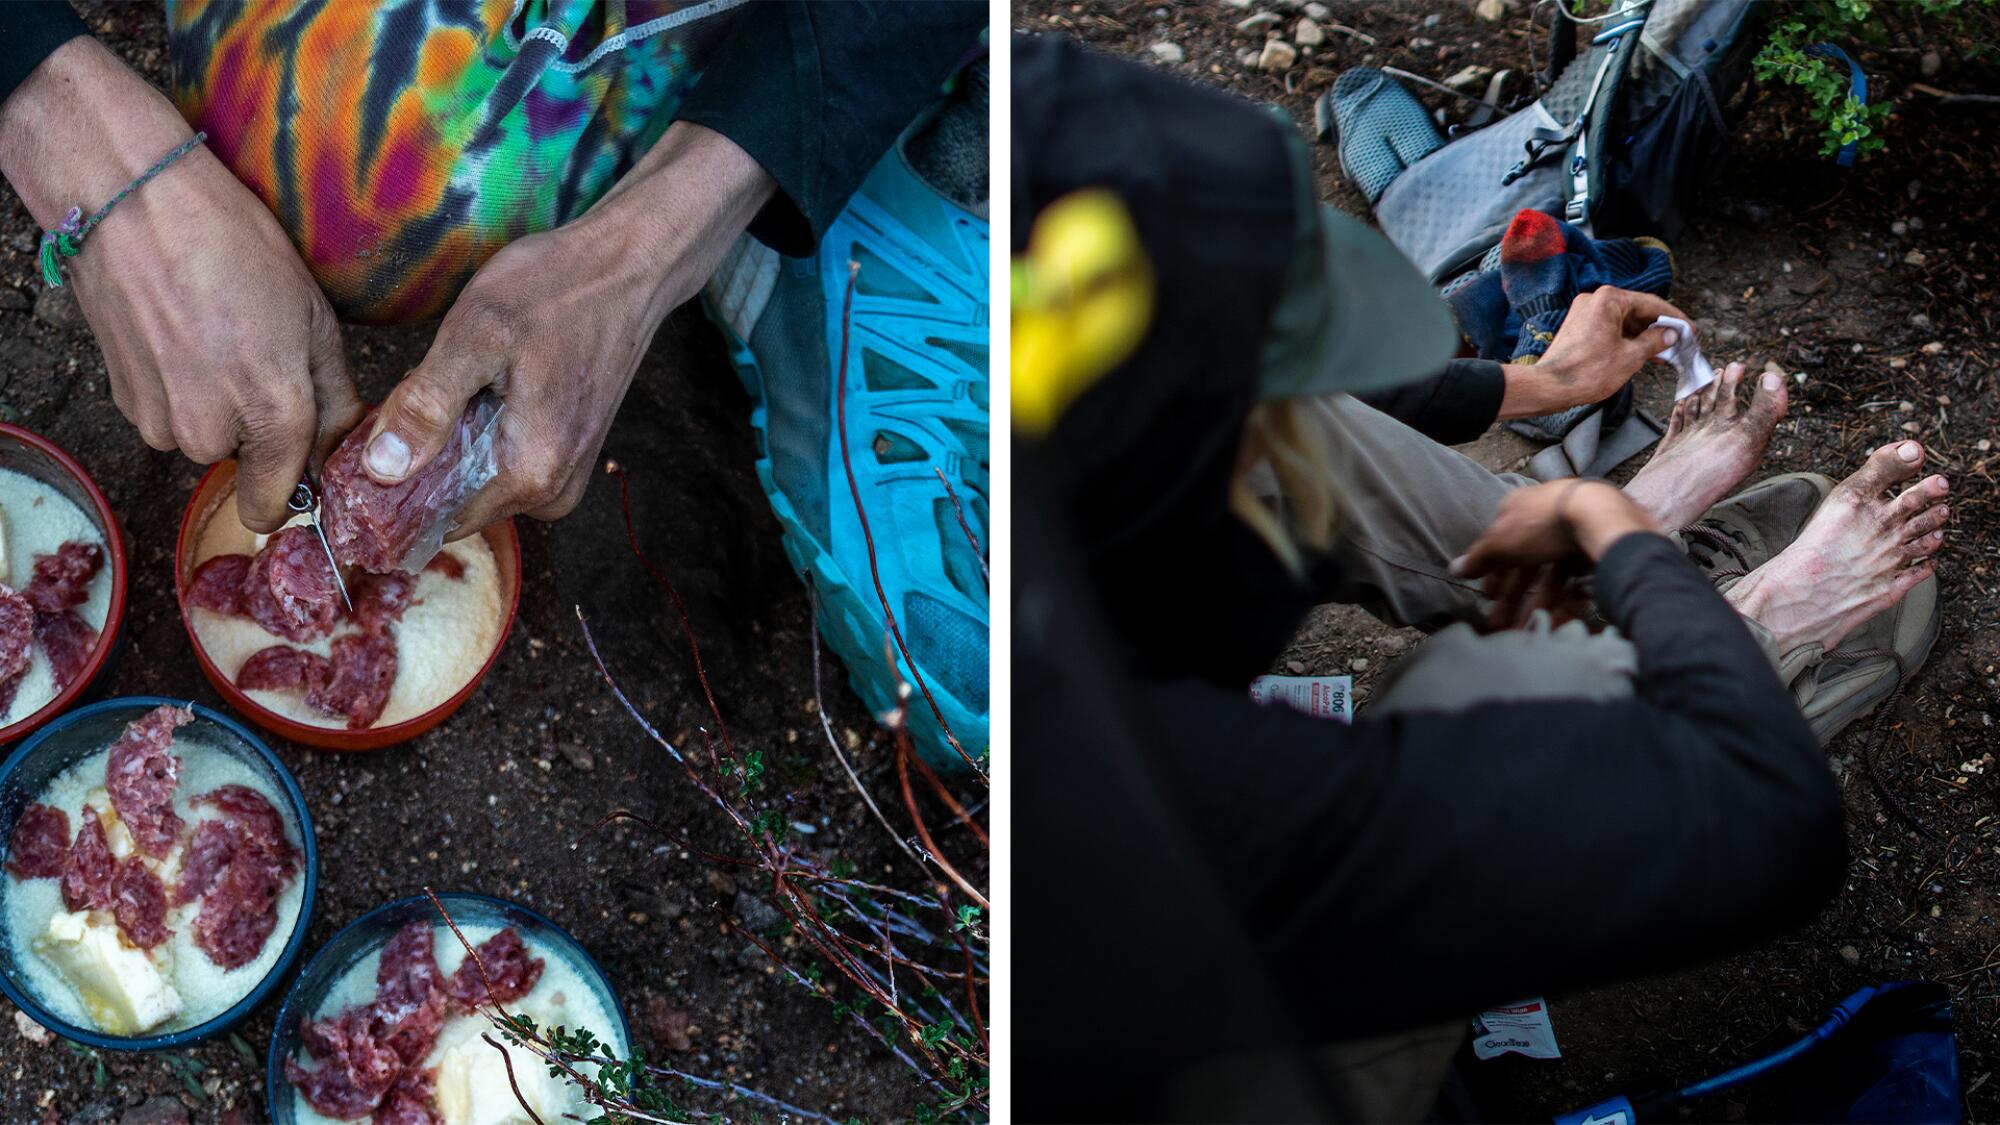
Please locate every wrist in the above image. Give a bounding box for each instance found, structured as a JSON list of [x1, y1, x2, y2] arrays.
[[574, 121, 777, 319], [0, 38, 195, 227], [1561, 481, 1662, 561], [1496, 357, 1581, 420]]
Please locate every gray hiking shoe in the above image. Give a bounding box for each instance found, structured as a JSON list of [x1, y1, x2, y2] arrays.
[[1684, 472, 1941, 746]]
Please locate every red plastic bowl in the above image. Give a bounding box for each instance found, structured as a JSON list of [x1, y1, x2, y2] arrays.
[[0, 423, 128, 744], [174, 460, 520, 751]]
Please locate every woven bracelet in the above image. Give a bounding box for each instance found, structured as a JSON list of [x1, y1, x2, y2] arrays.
[[40, 131, 208, 289]]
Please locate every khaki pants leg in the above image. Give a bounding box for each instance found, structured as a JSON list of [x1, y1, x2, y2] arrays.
[[1254, 394, 1535, 629]]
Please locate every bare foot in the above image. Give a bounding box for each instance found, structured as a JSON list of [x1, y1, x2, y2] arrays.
[[1624, 362, 1788, 527], [1725, 440, 1947, 654]]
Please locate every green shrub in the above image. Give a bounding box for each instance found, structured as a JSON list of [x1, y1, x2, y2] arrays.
[[1754, 0, 1995, 160]]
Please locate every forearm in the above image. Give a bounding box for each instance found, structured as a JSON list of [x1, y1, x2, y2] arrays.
[[1496, 355, 1594, 419], [0, 36, 194, 228], [578, 120, 777, 326]]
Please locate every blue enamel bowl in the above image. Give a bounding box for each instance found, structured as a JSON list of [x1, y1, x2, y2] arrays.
[[0, 697, 318, 1050], [266, 892, 632, 1122]]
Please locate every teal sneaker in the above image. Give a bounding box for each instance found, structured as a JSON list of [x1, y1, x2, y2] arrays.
[[703, 72, 990, 772]]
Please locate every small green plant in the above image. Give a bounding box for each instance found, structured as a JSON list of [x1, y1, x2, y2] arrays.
[[1754, 0, 1994, 160]]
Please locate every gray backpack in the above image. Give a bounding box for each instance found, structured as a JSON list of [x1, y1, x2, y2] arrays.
[[1346, 0, 1764, 285]]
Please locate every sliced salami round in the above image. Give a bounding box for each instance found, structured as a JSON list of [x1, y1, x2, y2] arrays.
[[110, 856, 171, 948], [185, 554, 252, 616], [23, 542, 103, 614], [0, 587, 36, 685], [35, 610, 100, 691], [6, 803, 70, 879], [104, 704, 191, 858], [59, 807, 116, 912], [445, 927, 544, 1009]]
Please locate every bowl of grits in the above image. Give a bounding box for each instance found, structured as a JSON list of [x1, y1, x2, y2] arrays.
[[174, 459, 521, 752], [0, 697, 316, 1050], [268, 892, 631, 1124], [0, 422, 128, 745]]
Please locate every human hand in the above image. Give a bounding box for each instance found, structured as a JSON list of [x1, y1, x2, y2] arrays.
[[1450, 480, 1662, 629], [1498, 286, 1692, 420], [0, 38, 358, 533], [356, 122, 775, 534]]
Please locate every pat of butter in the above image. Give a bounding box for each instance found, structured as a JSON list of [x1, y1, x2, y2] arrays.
[[434, 1037, 569, 1125], [37, 910, 181, 1036]]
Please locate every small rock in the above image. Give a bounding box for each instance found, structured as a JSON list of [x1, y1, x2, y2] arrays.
[[13, 1009, 50, 1044], [1839, 944, 1861, 967], [1909, 216, 1925, 230], [1891, 220, 1908, 236], [1285, 660, 1307, 674], [642, 994, 694, 1052], [1922, 341, 1946, 355], [557, 741, 595, 772], [1904, 250, 1928, 267], [1423, 12, 1443, 27], [1294, 17, 1324, 46], [1898, 400, 1916, 413], [1237, 12, 1281, 32], [1350, 657, 1370, 672], [733, 891, 784, 934], [1473, 0, 1508, 20], [1909, 312, 1931, 329], [1889, 357, 1908, 370], [120, 1097, 188, 1125], [1221, 0, 1255, 8], [1901, 421, 1923, 434], [1921, 50, 1941, 78], [1305, 1, 1331, 17], [1148, 41, 1186, 64], [1258, 39, 1298, 70], [1908, 179, 1922, 201], [0, 288, 28, 312], [32, 284, 80, 328], [1444, 64, 1492, 90]]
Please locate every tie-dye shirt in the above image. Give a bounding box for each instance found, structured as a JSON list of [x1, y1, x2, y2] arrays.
[[165, 0, 737, 323]]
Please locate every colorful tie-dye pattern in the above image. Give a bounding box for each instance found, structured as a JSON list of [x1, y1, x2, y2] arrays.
[[166, 0, 736, 323]]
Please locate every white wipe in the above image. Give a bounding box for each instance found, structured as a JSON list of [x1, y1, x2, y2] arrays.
[[1249, 675, 1353, 723], [1471, 997, 1562, 1060], [1654, 315, 1716, 401]]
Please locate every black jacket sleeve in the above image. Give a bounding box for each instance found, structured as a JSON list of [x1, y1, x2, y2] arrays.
[[1356, 357, 1505, 445], [0, 2, 88, 106], [1144, 533, 1844, 1036], [675, 1, 985, 257]]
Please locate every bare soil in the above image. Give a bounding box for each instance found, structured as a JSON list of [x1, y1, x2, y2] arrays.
[[1017, 0, 2000, 1119], [0, 6, 979, 1122]]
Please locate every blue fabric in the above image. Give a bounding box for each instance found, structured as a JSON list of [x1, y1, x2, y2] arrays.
[[1807, 43, 1868, 168], [1444, 209, 1674, 364]]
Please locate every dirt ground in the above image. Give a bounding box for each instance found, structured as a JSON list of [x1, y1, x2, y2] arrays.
[[1017, 0, 2000, 1120], [0, 7, 984, 1123]]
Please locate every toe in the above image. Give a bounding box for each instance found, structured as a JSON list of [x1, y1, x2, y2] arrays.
[[1903, 503, 1949, 541], [1848, 441, 1926, 495], [1891, 558, 1937, 597], [1902, 528, 1946, 561], [1748, 366, 1789, 428], [1664, 397, 1688, 441], [1892, 474, 1949, 518], [1715, 362, 1744, 417]]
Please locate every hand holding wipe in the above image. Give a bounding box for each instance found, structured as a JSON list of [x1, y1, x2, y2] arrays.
[[1654, 315, 1717, 401]]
